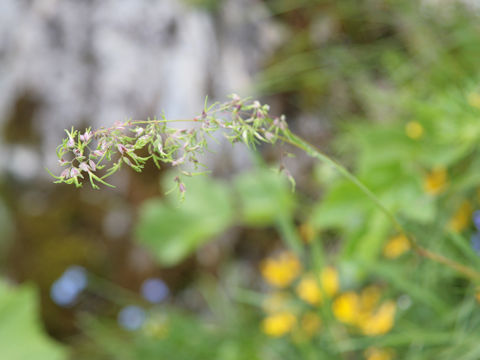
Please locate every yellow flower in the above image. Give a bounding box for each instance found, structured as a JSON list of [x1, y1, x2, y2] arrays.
[[296, 267, 339, 305], [300, 312, 321, 338], [468, 92, 480, 109], [383, 235, 410, 259], [332, 292, 359, 325], [321, 266, 339, 297], [262, 292, 288, 313], [359, 301, 396, 336], [333, 287, 396, 336], [405, 121, 423, 139], [297, 274, 322, 305], [260, 251, 301, 288], [364, 347, 394, 360], [423, 167, 447, 196], [261, 311, 296, 337], [448, 201, 472, 232]]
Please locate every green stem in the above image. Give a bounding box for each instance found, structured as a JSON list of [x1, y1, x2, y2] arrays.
[[280, 132, 480, 281], [276, 214, 305, 256], [283, 133, 403, 233]]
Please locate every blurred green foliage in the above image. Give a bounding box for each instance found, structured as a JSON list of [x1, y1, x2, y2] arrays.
[[81, 307, 264, 360], [0, 282, 67, 360], [260, 0, 480, 116], [135, 168, 293, 266], [136, 174, 234, 266]]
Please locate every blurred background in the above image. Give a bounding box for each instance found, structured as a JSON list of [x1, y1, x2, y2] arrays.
[[2, 0, 480, 359]]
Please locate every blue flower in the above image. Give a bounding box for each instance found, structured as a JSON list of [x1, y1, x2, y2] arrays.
[[118, 305, 146, 331], [141, 278, 169, 304], [50, 265, 88, 307], [473, 210, 480, 231], [471, 233, 480, 256]]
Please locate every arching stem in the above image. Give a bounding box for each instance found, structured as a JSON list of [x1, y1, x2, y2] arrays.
[[281, 132, 480, 281]]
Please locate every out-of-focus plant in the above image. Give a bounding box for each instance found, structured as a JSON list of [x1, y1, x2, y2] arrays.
[[135, 167, 294, 265], [297, 86, 480, 359], [259, 1, 480, 117], [0, 281, 67, 360], [257, 250, 397, 358], [64, 263, 264, 360]]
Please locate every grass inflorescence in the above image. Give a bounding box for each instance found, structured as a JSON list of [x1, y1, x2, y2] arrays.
[[50, 95, 291, 193]]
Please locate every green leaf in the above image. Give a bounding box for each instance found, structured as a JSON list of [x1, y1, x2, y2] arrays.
[[135, 174, 234, 266], [234, 169, 295, 227], [310, 179, 372, 231], [0, 282, 68, 360], [343, 212, 391, 262]]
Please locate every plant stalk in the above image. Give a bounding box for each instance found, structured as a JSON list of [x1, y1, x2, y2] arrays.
[[281, 132, 480, 281]]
